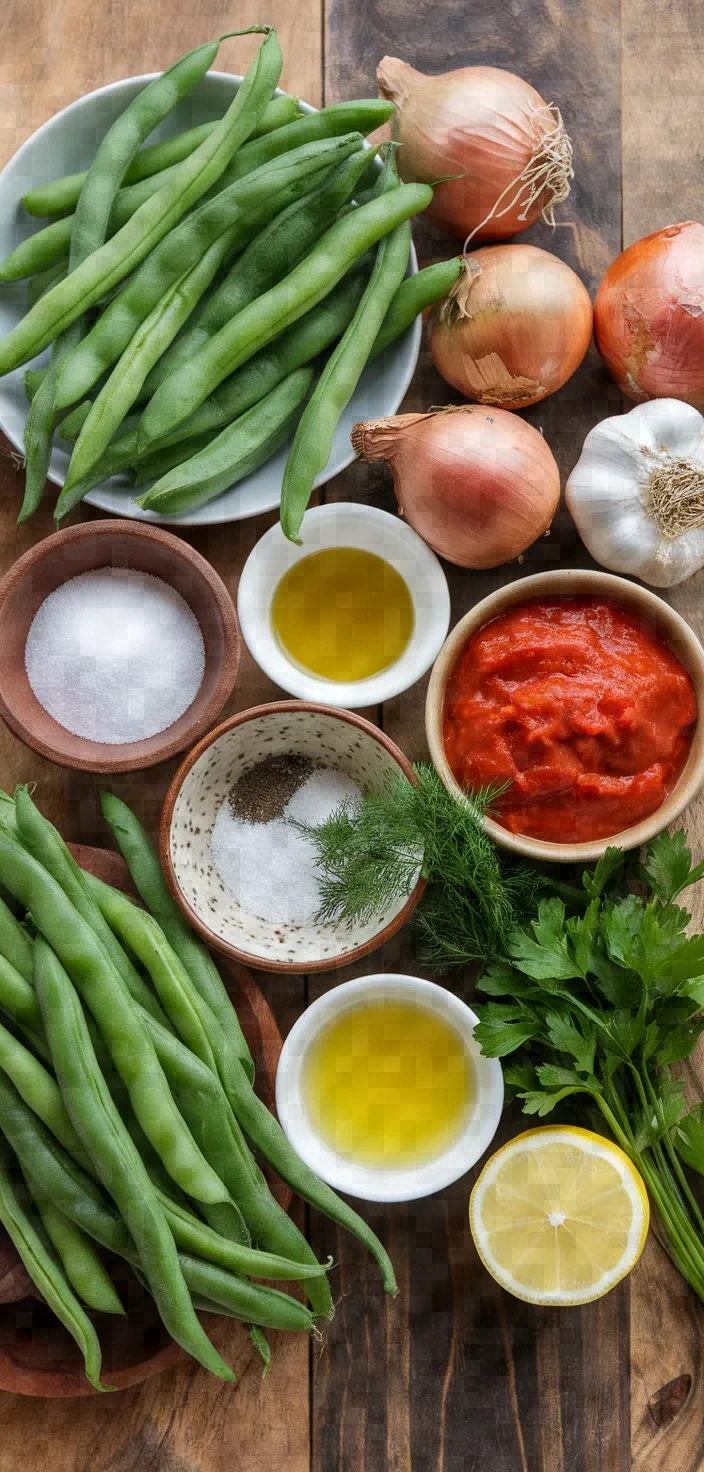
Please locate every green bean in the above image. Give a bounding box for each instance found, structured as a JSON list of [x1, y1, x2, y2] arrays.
[[29, 1185, 125, 1316], [0, 1011, 91, 1167], [27, 259, 68, 306], [178, 1254, 315, 1333], [281, 220, 412, 542], [58, 401, 92, 441], [138, 183, 432, 447], [0, 220, 76, 282], [21, 95, 303, 218], [54, 134, 361, 414], [13, 1021, 53, 1068], [144, 144, 378, 397], [0, 1139, 107, 1388], [0, 830, 228, 1204], [117, 1102, 249, 1249], [0, 892, 33, 982], [33, 937, 236, 1379], [0, 955, 39, 1033], [23, 367, 47, 401], [14, 786, 169, 1029], [211, 99, 393, 192], [0, 28, 282, 376], [100, 793, 255, 1082], [0, 173, 194, 285], [154, 1184, 330, 1283], [249, 1324, 271, 1375], [83, 872, 218, 1070], [19, 40, 239, 525], [372, 257, 464, 354], [133, 433, 217, 488], [138, 366, 312, 515], [0, 1072, 131, 1252]]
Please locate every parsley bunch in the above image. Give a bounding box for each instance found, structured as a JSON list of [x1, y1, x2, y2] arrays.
[[474, 831, 704, 1301]]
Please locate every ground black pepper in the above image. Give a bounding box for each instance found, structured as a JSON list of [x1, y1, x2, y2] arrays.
[[228, 754, 319, 824]]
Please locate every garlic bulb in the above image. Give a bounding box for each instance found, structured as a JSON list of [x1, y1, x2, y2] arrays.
[[565, 398, 704, 587]]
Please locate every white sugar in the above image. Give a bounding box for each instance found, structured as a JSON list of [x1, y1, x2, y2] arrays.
[[211, 766, 361, 925], [25, 567, 205, 745]]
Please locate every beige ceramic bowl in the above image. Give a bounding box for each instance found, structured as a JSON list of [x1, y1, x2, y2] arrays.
[[160, 702, 424, 972], [426, 569, 704, 864]]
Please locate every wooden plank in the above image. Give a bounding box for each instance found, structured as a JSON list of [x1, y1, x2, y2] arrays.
[[318, 2, 628, 1469], [621, 3, 704, 1468], [0, 1, 320, 1464]]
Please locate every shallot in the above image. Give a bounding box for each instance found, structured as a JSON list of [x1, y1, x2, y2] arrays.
[[430, 246, 593, 409], [594, 222, 704, 407], [377, 57, 573, 243], [352, 405, 560, 569]]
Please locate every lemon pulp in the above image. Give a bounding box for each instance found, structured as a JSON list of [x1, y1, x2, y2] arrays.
[[469, 1126, 650, 1305], [303, 998, 473, 1168], [271, 546, 414, 682]]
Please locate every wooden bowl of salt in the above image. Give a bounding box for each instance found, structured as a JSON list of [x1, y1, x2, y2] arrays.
[[0, 520, 240, 773]]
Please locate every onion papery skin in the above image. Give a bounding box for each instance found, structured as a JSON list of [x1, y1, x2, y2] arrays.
[[430, 245, 593, 410], [377, 57, 568, 242], [594, 222, 704, 407], [352, 406, 561, 570]]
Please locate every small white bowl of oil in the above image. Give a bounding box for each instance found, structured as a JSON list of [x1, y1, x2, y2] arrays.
[[275, 973, 504, 1202], [236, 503, 451, 708]]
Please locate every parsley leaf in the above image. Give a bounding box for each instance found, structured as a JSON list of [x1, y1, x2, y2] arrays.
[[508, 898, 579, 982], [472, 1011, 538, 1058], [543, 1009, 597, 1075], [642, 829, 704, 904]]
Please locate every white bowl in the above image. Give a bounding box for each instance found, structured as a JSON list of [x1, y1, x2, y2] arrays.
[[161, 703, 425, 972], [275, 973, 505, 1203], [0, 73, 421, 527], [237, 502, 451, 707]]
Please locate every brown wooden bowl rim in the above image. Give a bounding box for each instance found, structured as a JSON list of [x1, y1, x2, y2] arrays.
[[0, 842, 287, 1398], [159, 700, 427, 974], [0, 520, 240, 774], [425, 567, 704, 864]]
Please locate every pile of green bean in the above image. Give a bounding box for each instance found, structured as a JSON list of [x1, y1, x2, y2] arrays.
[[0, 786, 397, 1390], [0, 28, 461, 535]]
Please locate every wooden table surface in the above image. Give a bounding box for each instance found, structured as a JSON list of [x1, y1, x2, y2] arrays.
[[1, 0, 704, 1466]]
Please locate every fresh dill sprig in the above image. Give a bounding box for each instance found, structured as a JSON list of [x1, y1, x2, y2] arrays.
[[297, 763, 545, 968]]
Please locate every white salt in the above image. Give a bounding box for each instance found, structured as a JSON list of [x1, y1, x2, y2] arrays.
[[25, 567, 205, 745], [211, 767, 361, 925]]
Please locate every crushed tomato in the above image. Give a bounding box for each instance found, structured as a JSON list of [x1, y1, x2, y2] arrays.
[[442, 597, 697, 844]]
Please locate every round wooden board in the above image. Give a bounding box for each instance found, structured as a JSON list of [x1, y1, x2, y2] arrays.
[[0, 843, 289, 1398]]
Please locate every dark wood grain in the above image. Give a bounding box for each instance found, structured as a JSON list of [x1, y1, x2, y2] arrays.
[[318, 3, 628, 1470], [620, 5, 704, 1469]]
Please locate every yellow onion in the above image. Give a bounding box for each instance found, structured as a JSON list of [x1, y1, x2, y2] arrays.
[[429, 245, 593, 409], [351, 405, 560, 569], [594, 222, 704, 407], [377, 57, 573, 243]]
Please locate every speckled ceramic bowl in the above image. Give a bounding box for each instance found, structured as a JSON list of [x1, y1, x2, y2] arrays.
[[160, 703, 425, 972]]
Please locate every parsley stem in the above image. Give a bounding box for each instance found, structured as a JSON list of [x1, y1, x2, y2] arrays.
[[644, 1143, 704, 1297], [640, 1059, 704, 1241], [599, 1077, 704, 1297]]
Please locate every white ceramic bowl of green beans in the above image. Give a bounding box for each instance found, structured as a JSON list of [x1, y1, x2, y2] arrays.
[[0, 74, 421, 527]]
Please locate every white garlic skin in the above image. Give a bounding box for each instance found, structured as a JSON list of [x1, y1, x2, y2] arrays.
[[566, 398, 704, 587]]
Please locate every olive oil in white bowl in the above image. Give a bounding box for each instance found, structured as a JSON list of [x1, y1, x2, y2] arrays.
[[275, 973, 504, 1203]]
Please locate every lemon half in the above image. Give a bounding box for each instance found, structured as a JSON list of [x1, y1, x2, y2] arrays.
[[469, 1125, 650, 1306]]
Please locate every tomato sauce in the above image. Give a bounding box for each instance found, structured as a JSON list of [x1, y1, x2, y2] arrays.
[[442, 597, 697, 844]]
